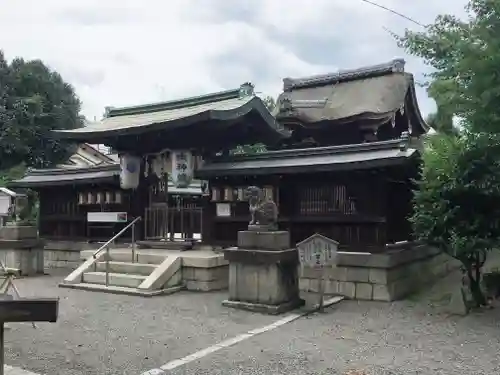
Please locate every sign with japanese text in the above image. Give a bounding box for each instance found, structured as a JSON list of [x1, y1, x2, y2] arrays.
[[296, 233, 338, 268]]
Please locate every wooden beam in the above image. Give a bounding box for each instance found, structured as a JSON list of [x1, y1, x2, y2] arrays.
[[0, 298, 59, 323]]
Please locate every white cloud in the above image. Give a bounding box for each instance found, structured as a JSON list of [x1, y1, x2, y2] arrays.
[[0, 0, 468, 120]]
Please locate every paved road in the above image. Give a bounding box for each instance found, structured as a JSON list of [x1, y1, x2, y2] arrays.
[[4, 270, 500, 375]]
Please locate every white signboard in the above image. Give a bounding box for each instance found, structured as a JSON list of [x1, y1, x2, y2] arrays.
[[216, 203, 231, 217], [87, 212, 128, 223], [0, 196, 10, 216], [297, 233, 338, 268]]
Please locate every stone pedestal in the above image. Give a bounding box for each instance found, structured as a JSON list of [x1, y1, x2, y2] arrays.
[[222, 230, 303, 314], [0, 225, 44, 276]]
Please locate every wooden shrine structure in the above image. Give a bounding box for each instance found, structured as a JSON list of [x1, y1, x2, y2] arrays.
[[10, 149, 204, 242], [41, 59, 428, 252], [196, 59, 428, 251], [44, 83, 285, 244]]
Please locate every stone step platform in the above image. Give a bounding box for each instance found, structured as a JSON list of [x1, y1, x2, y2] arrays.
[[83, 271, 147, 288], [60, 282, 182, 297], [80, 249, 167, 265], [61, 249, 183, 296], [137, 240, 211, 251], [95, 261, 157, 275], [61, 248, 230, 296]]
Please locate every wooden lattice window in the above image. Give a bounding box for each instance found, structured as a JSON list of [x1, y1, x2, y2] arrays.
[[298, 185, 357, 215]]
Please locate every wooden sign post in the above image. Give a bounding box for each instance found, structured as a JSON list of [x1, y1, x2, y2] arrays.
[[297, 234, 338, 312], [0, 298, 58, 375]]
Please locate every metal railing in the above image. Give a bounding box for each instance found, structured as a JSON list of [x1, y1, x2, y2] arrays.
[[90, 216, 142, 287]]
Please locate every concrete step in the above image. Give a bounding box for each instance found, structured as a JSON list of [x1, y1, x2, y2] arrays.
[[95, 261, 157, 275], [82, 271, 147, 288], [59, 282, 183, 297], [137, 240, 206, 251], [80, 249, 167, 265]]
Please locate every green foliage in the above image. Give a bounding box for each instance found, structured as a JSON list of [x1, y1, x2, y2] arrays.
[[396, 0, 500, 133], [425, 107, 458, 136], [230, 95, 276, 155], [0, 163, 37, 225], [397, 0, 500, 307], [261, 96, 276, 113], [411, 132, 500, 305], [0, 50, 83, 170], [0, 163, 26, 187]]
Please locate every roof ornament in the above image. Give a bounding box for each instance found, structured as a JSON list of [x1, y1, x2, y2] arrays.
[[391, 58, 406, 73], [399, 131, 410, 150], [239, 82, 255, 98], [278, 95, 293, 114], [283, 78, 294, 92], [103, 106, 115, 118]]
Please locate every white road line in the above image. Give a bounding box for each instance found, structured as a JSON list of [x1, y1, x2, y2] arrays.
[[142, 312, 304, 374], [4, 365, 41, 375]]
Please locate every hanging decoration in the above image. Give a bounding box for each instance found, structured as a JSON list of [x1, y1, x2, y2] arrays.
[[119, 154, 141, 189], [171, 150, 194, 188]]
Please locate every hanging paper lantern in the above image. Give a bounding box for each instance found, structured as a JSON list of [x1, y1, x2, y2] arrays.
[[105, 191, 113, 204], [96, 192, 104, 204], [171, 150, 194, 188], [119, 154, 141, 189], [78, 192, 86, 205]]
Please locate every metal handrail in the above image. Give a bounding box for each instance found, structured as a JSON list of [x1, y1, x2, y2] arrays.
[[90, 216, 142, 287], [92, 216, 142, 259]]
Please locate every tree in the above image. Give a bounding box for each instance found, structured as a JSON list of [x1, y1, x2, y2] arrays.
[[397, 0, 500, 306], [411, 131, 500, 306], [262, 96, 276, 113], [0, 50, 83, 171], [396, 0, 500, 133], [425, 106, 458, 136]]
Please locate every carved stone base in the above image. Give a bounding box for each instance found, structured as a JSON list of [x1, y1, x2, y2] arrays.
[[223, 247, 301, 315], [0, 225, 43, 275], [247, 224, 276, 232], [237, 230, 290, 251], [0, 225, 37, 240], [0, 239, 45, 276], [222, 298, 304, 315]]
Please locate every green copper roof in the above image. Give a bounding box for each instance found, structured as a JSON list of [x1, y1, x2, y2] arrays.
[[105, 87, 244, 117], [52, 83, 289, 143]]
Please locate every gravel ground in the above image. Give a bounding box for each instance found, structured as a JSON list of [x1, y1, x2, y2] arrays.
[[4, 269, 277, 375], [4, 268, 500, 375], [168, 299, 500, 375]]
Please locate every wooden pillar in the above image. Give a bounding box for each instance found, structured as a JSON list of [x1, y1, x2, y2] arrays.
[[0, 321, 4, 375], [201, 195, 214, 245]]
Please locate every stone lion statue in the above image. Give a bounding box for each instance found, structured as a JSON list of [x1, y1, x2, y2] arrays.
[[244, 186, 278, 229]]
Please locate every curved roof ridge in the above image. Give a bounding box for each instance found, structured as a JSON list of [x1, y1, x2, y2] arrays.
[[283, 58, 406, 91]]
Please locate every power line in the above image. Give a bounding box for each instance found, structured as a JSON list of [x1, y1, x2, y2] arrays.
[[359, 0, 425, 27]]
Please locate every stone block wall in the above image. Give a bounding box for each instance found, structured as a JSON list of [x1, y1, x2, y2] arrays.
[[299, 243, 460, 301], [183, 265, 228, 291], [181, 255, 229, 291], [44, 241, 104, 269], [0, 244, 44, 275]]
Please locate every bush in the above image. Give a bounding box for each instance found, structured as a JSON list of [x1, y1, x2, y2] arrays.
[[411, 132, 500, 306]]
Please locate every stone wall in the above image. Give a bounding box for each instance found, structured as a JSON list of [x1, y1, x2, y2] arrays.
[[299, 243, 460, 301], [0, 244, 44, 275], [182, 255, 228, 291], [44, 241, 110, 269], [0, 226, 44, 275]]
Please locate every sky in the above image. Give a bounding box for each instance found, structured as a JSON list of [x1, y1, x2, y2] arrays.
[[0, 0, 468, 121]]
